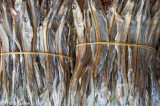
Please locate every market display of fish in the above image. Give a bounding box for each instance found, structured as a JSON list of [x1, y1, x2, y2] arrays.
[[0, 0, 159, 105]]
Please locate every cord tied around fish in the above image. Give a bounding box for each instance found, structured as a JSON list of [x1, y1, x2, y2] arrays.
[[76, 42, 156, 52], [0, 52, 75, 61]]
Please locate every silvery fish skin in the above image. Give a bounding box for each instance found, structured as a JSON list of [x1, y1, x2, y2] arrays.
[[1, 3, 12, 38], [0, 23, 9, 104], [0, 2, 11, 84], [21, 1, 34, 105], [69, 0, 94, 105], [27, 0, 39, 52], [89, 1, 110, 105], [9, 7, 22, 103]]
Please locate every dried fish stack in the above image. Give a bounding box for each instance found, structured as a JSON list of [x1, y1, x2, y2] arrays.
[[0, 0, 74, 105], [69, 0, 160, 105], [0, 0, 159, 106]]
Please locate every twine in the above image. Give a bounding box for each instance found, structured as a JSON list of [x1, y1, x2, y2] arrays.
[[0, 52, 75, 61], [0, 42, 156, 61], [76, 42, 156, 52]]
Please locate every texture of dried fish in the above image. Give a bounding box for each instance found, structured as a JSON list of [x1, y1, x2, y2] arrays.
[[69, 0, 160, 105], [0, 0, 74, 105], [0, 0, 159, 106]]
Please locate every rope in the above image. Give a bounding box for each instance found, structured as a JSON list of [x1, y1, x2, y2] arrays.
[[76, 42, 156, 52], [0, 52, 75, 61]]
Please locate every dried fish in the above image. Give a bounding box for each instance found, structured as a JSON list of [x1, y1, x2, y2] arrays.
[[0, 0, 74, 105], [69, 0, 160, 105], [0, 0, 159, 105]]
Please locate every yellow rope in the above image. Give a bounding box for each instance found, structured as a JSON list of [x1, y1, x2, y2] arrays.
[[76, 42, 156, 52], [0, 52, 75, 61]]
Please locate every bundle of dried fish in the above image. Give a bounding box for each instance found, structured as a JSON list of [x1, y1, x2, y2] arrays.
[[0, 0, 74, 105], [0, 0, 159, 105], [69, 0, 160, 105]]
